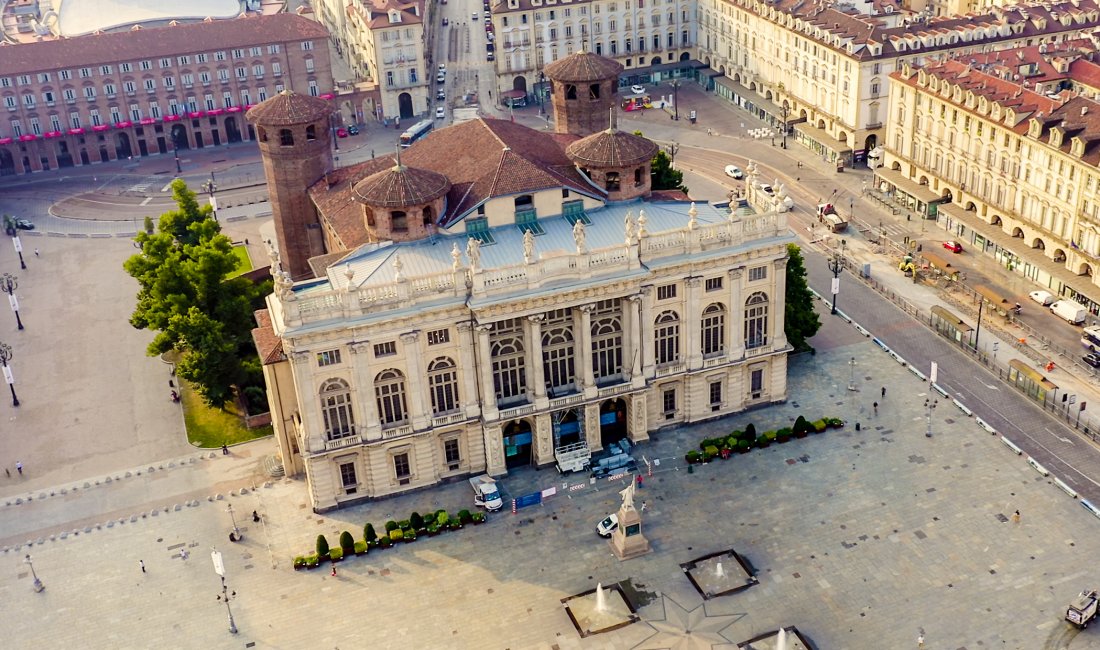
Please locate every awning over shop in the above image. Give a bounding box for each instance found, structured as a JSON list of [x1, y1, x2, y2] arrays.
[[715, 77, 774, 111], [937, 203, 971, 221], [793, 123, 852, 154], [875, 168, 941, 204]]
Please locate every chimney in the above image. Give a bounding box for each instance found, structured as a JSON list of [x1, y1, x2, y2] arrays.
[[1084, 106, 1090, 116]]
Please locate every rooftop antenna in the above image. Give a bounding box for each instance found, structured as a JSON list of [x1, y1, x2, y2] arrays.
[[608, 106, 617, 132]]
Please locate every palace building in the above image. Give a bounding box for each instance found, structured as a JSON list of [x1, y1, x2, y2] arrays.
[[248, 52, 794, 511]]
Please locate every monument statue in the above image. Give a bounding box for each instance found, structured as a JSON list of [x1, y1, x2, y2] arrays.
[[618, 480, 636, 512], [466, 237, 482, 271], [624, 210, 636, 245], [523, 229, 535, 264], [573, 219, 587, 253], [451, 242, 463, 271]]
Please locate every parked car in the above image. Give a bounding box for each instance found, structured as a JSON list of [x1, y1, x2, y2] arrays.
[[596, 513, 619, 538], [435, 106, 445, 119], [436, 89, 446, 101], [438, 63, 446, 73], [630, 84, 646, 94], [942, 240, 963, 253], [724, 164, 744, 179], [346, 125, 359, 136], [442, 17, 449, 25], [1084, 353, 1100, 368], [14, 219, 34, 230], [336, 128, 348, 138], [472, 11, 478, 19], [436, 73, 445, 84], [1029, 290, 1055, 306], [487, 52, 495, 61], [486, 43, 495, 52]]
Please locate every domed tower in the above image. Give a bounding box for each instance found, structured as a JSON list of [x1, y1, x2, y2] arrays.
[[352, 154, 451, 243], [246, 91, 334, 280], [566, 116, 659, 202], [543, 51, 623, 137]]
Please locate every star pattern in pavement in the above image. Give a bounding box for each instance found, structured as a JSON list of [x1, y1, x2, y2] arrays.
[[635, 595, 738, 650]]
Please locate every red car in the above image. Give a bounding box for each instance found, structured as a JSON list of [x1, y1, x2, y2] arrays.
[[942, 240, 963, 253], [336, 128, 348, 138]]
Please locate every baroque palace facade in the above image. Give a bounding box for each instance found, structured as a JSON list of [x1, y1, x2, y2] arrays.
[[882, 42, 1100, 314], [248, 52, 794, 511]]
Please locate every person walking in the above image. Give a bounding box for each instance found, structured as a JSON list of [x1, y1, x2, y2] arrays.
[[330, 563, 337, 577], [881, 386, 886, 399], [139, 559, 146, 573], [917, 633, 924, 649], [221, 444, 229, 455], [1012, 509, 1021, 523], [33, 248, 39, 257], [15, 461, 22, 476], [873, 401, 878, 415]]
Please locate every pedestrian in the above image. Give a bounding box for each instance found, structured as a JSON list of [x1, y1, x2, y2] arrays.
[[15, 461, 22, 476], [640, 500, 647, 512], [881, 386, 886, 398], [252, 510, 260, 523], [33, 248, 39, 257], [1012, 509, 1021, 523], [4, 468, 8, 478], [330, 563, 337, 577], [917, 634, 924, 649], [636, 474, 643, 488], [140, 559, 146, 573], [179, 548, 188, 560], [221, 444, 229, 455], [873, 401, 878, 415]]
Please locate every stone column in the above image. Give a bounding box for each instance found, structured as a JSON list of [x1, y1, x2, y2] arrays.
[[400, 331, 430, 430], [728, 268, 745, 357], [348, 342, 381, 439], [482, 422, 507, 476], [624, 295, 644, 386], [577, 303, 596, 397], [685, 276, 703, 370], [525, 314, 547, 403], [639, 286, 655, 377], [773, 257, 789, 349], [288, 350, 325, 452], [534, 412, 554, 467], [584, 401, 603, 452], [456, 322, 481, 418], [476, 324, 498, 420], [628, 393, 650, 442]]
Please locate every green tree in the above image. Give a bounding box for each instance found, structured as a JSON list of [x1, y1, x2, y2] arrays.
[[784, 244, 822, 352], [124, 179, 267, 407], [316, 534, 330, 558], [339, 531, 355, 555], [649, 150, 687, 193]]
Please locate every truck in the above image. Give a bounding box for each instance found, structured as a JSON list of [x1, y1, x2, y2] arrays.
[[591, 452, 637, 478], [1050, 299, 1088, 325], [469, 475, 503, 511], [1066, 589, 1099, 628], [816, 203, 848, 232], [555, 441, 592, 473]]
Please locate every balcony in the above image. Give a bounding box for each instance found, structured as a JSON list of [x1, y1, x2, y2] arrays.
[[655, 361, 684, 377], [744, 343, 774, 358], [548, 392, 585, 409], [498, 402, 535, 420], [46, 101, 54, 107], [864, 122, 883, 130], [324, 433, 363, 451], [431, 411, 466, 427], [703, 354, 728, 368], [597, 381, 633, 398], [66, 98, 75, 104], [382, 423, 414, 439]]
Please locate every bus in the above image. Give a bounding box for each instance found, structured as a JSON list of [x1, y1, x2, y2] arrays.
[[399, 119, 434, 147], [1082, 325, 1100, 353]]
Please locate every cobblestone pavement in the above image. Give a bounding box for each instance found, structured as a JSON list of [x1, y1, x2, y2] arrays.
[[6, 317, 1100, 649]]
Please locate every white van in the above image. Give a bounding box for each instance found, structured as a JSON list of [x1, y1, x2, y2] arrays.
[[1051, 300, 1088, 325]]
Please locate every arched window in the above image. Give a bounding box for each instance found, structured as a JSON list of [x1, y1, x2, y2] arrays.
[[701, 303, 726, 356], [606, 172, 621, 192], [375, 369, 408, 426], [565, 84, 578, 100], [391, 211, 408, 231], [589, 83, 601, 99], [514, 194, 534, 209], [634, 167, 643, 186], [592, 316, 622, 381], [491, 336, 527, 403], [542, 326, 575, 393], [278, 129, 294, 146], [305, 125, 316, 141], [422, 205, 434, 226], [654, 310, 680, 365], [257, 126, 267, 142], [428, 357, 459, 415], [745, 292, 769, 349], [320, 379, 355, 440]]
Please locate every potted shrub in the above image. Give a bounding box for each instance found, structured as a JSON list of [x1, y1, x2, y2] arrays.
[[703, 445, 719, 462], [448, 516, 463, 531], [410, 511, 425, 533], [316, 534, 330, 559], [720, 445, 732, 459], [698, 438, 715, 451], [329, 547, 344, 562], [764, 430, 777, 444], [744, 423, 757, 441], [737, 439, 752, 454], [384, 520, 399, 534], [305, 553, 320, 569], [389, 528, 404, 543], [403, 529, 417, 543], [339, 531, 355, 557], [458, 509, 473, 525], [471, 512, 486, 525], [436, 511, 450, 531], [379, 536, 393, 549], [354, 541, 368, 556], [364, 523, 378, 548], [812, 419, 827, 433], [426, 522, 440, 536], [756, 435, 770, 449], [397, 519, 411, 531], [827, 417, 845, 429], [776, 428, 792, 443], [293, 556, 306, 570], [685, 450, 702, 464]]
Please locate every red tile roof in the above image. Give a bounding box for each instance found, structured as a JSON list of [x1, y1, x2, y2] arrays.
[[0, 13, 329, 76], [251, 309, 287, 366], [246, 91, 332, 127]]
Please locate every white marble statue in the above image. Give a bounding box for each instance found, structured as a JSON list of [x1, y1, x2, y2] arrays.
[[451, 242, 463, 271], [466, 237, 481, 271], [573, 219, 587, 253], [624, 210, 636, 245], [619, 479, 636, 512], [523, 229, 536, 264]]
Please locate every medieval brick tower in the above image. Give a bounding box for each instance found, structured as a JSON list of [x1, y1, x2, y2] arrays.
[[544, 51, 623, 138], [246, 91, 333, 280]]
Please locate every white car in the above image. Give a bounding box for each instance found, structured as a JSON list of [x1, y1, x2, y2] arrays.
[[630, 84, 646, 95], [438, 63, 446, 73], [1029, 290, 1055, 306], [596, 513, 619, 538], [435, 106, 445, 119], [724, 165, 744, 179], [472, 11, 478, 19]]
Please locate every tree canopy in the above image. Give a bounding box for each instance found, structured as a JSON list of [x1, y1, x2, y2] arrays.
[[784, 243, 821, 352], [124, 179, 267, 406]]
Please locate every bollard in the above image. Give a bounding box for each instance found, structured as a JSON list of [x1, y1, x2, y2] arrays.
[[687, 464, 694, 474], [855, 422, 861, 431]]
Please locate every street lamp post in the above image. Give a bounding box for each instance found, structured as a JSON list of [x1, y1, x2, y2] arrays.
[[11, 235, 25, 270], [924, 397, 938, 437], [226, 503, 241, 540], [173, 142, 182, 174], [828, 240, 846, 315], [669, 80, 681, 121], [0, 342, 19, 407], [666, 142, 679, 169], [25, 553, 43, 592], [201, 173, 218, 223], [537, 71, 546, 115], [210, 548, 238, 634], [848, 356, 857, 392], [2, 273, 22, 330], [780, 103, 789, 149]]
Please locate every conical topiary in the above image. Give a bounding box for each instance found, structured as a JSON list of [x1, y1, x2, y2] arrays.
[[316, 534, 330, 558], [410, 511, 424, 530], [364, 522, 377, 543], [339, 530, 355, 555], [744, 423, 757, 440]]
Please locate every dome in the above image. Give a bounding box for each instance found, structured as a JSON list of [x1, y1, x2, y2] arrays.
[[543, 51, 624, 83], [246, 90, 331, 126], [352, 163, 451, 208], [566, 128, 659, 168]]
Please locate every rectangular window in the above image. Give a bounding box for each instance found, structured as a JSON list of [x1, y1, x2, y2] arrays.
[[100, 65, 112, 75], [272, 62, 282, 77], [308, 80, 318, 96], [22, 94, 34, 107], [59, 70, 71, 80], [181, 74, 193, 86], [302, 41, 314, 51], [164, 76, 175, 89], [69, 111, 80, 128], [709, 380, 722, 406], [374, 341, 397, 357], [236, 67, 247, 80], [149, 104, 160, 119], [427, 329, 450, 345], [9, 120, 21, 137], [268, 44, 280, 54], [80, 68, 92, 78], [232, 49, 244, 59], [253, 65, 264, 78], [50, 115, 61, 132], [662, 388, 676, 415], [217, 70, 229, 83], [705, 277, 723, 292], [250, 47, 262, 57], [750, 368, 764, 398], [339, 462, 357, 492], [160, 58, 171, 68], [305, 59, 315, 73], [215, 51, 226, 61], [656, 284, 677, 300], [140, 60, 152, 71], [444, 439, 461, 470], [317, 349, 342, 366], [129, 103, 141, 120], [144, 79, 156, 91], [199, 72, 211, 85], [178, 56, 190, 66], [124, 81, 136, 94], [204, 94, 215, 110], [38, 72, 49, 83], [393, 453, 411, 480], [197, 54, 208, 64], [748, 266, 767, 281]]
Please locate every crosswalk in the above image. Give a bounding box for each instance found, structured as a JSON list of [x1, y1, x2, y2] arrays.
[[125, 176, 159, 194]]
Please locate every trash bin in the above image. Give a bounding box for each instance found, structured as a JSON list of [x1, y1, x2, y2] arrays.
[[861, 263, 871, 278], [855, 422, 861, 431]]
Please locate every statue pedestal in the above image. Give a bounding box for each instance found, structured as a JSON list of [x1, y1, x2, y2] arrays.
[[609, 505, 651, 561]]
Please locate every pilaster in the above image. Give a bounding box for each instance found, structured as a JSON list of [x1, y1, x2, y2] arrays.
[[534, 412, 554, 467], [685, 276, 703, 370], [348, 341, 381, 439], [483, 422, 507, 476], [728, 268, 745, 357], [578, 303, 597, 398], [584, 401, 603, 452], [773, 257, 789, 350], [629, 393, 649, 442], [526, 314, 547, 405], [639, 286, 655, 378], [401, 331, 431, 430], [624, 294, 643, 386], [456, 322, 481, 418], [289, 350, 325, 452], [476, 324, 499, 420]]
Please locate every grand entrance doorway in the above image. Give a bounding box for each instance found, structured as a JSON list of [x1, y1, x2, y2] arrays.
[[599, 398, 627, 447], [225, 117, 242, 143], [552, 408, 582, 447], [398, 92, 414, 119], [502, 419, 533, 468]]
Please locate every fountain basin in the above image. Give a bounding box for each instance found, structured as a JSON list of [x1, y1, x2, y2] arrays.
[[681, 548, 759, 600], [737, 625, 815, 649], [561, 581, 639, 637]]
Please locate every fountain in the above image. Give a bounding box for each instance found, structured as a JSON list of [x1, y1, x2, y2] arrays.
[[561, 581, 639, 638], [715, 562, 725, 578], [596, 582, 607, 612], [777, 627, 788, 650], [681, 548, 759, 600]]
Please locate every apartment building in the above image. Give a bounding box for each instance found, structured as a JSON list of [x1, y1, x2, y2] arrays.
[[883, 45, 1100, 314], [695, 0, 1100, 166], [0, 13, 332, 175], [489, 0, 699, 103]]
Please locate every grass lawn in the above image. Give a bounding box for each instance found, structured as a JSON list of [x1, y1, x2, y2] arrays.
[[180, 378, 272, 448], [229, 244, 252, 278]]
